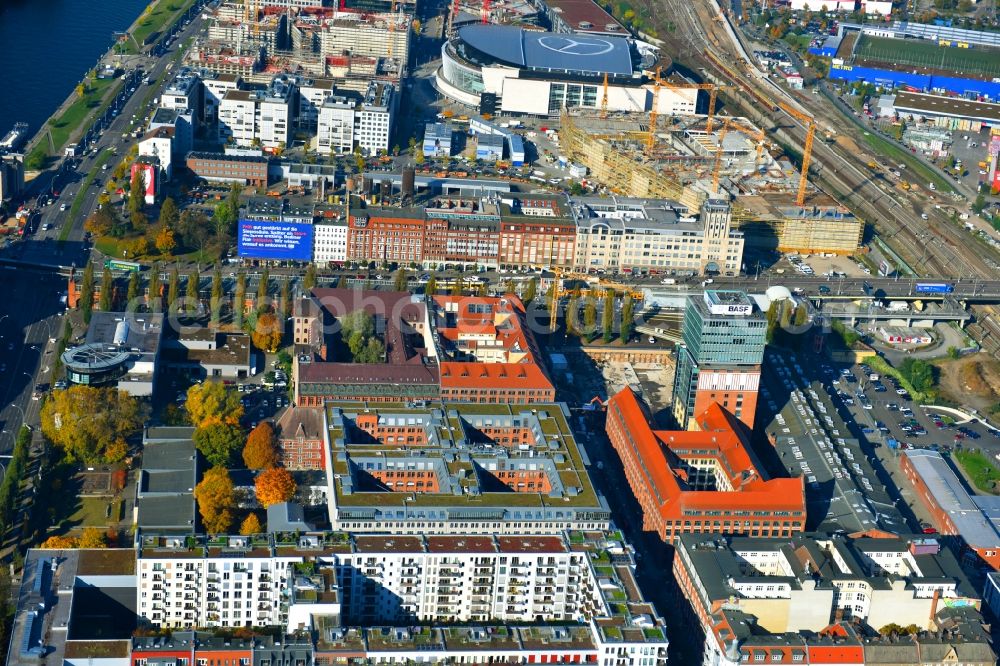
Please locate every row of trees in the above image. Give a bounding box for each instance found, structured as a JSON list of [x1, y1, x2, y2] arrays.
[[562, 290, 636, 344]]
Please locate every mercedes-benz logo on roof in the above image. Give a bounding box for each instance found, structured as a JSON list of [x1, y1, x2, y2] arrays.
[[537, 35, 615, 56]]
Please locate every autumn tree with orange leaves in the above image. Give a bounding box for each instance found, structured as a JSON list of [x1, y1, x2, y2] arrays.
[[254, 467, 296, 508], [243, 422, 279, 470]]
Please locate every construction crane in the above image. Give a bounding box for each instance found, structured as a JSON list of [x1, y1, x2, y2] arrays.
[[388, 0, 396, 59], [656, 81, 725, 132], [779, 102, 816, 207], [646, 66, 662, 154], [600, 73, 609, 119], [711, 117, 731, 194]]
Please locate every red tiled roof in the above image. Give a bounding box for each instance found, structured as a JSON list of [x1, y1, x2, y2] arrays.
[[439, 362, 554, 392], [607, 388, 805, 521]]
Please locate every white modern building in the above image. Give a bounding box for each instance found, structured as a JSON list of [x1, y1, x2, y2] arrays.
[[218, 76, 294, 149], [135, 531, 669, 666], [437, 24, 696, 117], [316, 96, 357, 153], [315, 81, 397, 155], [571, 196, 744, 275], [297, 77, 336, 131], [218, 89, 258, 146], [202, 72, 241, 128], [314, 220, 349, 264], [422, 122, 452, 157]]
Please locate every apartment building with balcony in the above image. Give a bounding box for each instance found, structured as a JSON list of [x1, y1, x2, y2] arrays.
[[135, 530, 668, 666]]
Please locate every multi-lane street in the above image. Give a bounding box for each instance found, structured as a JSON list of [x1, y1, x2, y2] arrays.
[[0, 269, 66, 456], [14, 2, 208, 269]]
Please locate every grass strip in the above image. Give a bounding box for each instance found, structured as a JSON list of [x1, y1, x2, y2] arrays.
[[59, 149, 113, 243], [953, 449, 1000, 495]]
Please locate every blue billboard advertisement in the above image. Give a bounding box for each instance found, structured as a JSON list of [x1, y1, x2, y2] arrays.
[[238, 220, 314, 260]]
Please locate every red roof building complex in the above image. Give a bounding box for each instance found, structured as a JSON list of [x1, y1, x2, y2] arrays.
[[292, 289, 554, 406], [432, 294, 555, 403], [605, 387, 805, 542]]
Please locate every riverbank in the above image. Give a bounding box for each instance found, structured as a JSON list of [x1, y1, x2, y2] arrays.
[[20, 0, 195, 175]]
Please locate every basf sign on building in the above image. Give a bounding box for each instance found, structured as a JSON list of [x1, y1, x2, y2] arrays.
[[238, 220, 314, 260]]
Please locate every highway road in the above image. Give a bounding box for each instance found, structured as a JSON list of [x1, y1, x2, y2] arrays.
[[11, 1, 209, 269], [0, 2, 209, 458], [0, 269, 66, 456]]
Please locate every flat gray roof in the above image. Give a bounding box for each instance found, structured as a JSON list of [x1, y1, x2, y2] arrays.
[[904, 449, 1000, 549], [893, 91, 1000, 124]]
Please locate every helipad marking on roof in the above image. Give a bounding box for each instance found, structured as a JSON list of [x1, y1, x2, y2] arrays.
[[537, 36, 616, 56]]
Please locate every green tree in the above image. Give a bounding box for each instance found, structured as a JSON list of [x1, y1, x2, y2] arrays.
[[948, 346, 961, 360], [167, 267, 180, 314], [424, 273, 437, 295], [523, 278, 537, 305], [185, 270, 199, 315], [900, 358, 936, 393], [148, 262, 161, 313], [129, 168, 146, 219], [192, 423, 244, 467], [40, 386, 143, 464], [80, 261, 95, 324], [213, 200, 236, 235], [393, 268, 408, 292], [280, 278, 291, 320], [234, 272, 246, 328], [304, 263, 317, 290], [126, 271, 140, 310], [159, 196, 179, 229], [583, 296, 597, 341], [621, 294, 634, 342], [257, 268, 270, 312], [341, 310, 375, 340], [356, 338, 386, 363], [99, 266, 114, 312], [602, 290, 615, 343], [211, 267, 223, 325]]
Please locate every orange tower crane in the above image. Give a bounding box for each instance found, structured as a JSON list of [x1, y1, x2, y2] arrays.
[[388, 0, 396, 59], [646, 66, 662, 154], [779, 102, 816, 206], [711, 117, 731, 194], [601, 73, 609, 119]]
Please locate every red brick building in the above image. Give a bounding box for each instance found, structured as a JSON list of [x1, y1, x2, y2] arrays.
[[186, 151, 269, 187], [901, 448, 1000, 571], [606, 387, 805, 542], [276, 406, 326, 470]]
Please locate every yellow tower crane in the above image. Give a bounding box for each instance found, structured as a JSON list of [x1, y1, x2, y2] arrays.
[[646, 66, 662, 154], [388, 0, 397, 60], [779, 102, 816, 207], [601, 73, 609, 119], [711, 117, 731, 194]]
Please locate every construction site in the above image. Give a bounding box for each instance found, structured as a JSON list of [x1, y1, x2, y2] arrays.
[[190, 1, 410, 83], [560, 106, 864, 255]]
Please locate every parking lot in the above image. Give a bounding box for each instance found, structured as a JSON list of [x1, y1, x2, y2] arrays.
[[760, 350, 910, 533]]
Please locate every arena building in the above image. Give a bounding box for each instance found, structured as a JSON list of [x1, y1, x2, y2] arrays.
[[436, 24, 696, 116]]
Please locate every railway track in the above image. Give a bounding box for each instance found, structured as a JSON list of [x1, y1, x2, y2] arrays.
[[664, 0, 998, 278]]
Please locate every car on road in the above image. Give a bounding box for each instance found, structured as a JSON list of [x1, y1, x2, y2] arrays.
[[818, 285, 831, 295], [60, 203, 67, 211]]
